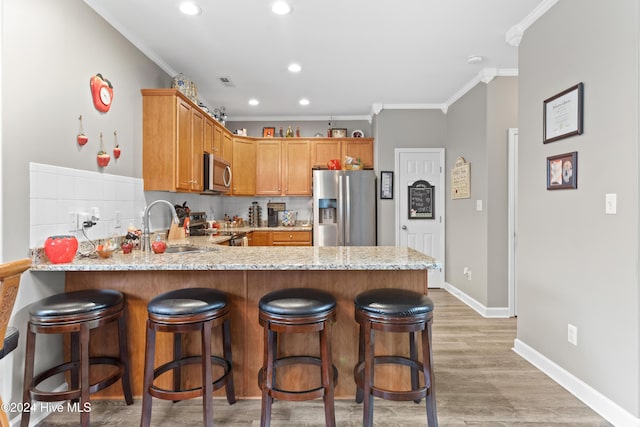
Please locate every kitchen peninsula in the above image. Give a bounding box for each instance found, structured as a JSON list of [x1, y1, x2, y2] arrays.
[[30, 243, 438, 399]]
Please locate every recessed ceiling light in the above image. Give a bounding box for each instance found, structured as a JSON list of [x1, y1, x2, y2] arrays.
[[248, 99, 259, 106], [288, 63, 302, 73], [272, 1, 292, 15], [467, 55, 483, 64], [299, 98, 310, 106], [179, 2, 202, 15]]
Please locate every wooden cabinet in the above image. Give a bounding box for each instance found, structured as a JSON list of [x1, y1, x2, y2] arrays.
[[231, 137, 256, 195], [272, 230, 312, 246], [342, 138, 374, 169], [283, 140, 311, 195], [250, 230, 312, 246], [142, 89, 204, 192], [213, 124, 223, 155], [222, 132, 233, 162], [311, 138, 373, 169], [255, 140, 282, 195], [203, 118, 214, 154]]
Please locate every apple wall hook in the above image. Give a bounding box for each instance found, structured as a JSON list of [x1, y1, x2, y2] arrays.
[[113, 130, 121, 159], [97, 132, 110, 167], [77, 115, 88, 146]]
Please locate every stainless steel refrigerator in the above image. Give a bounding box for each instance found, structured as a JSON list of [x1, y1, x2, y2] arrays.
[[313, 170, 376, 246]]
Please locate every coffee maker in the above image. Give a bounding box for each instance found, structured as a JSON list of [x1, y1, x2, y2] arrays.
[[267, 202, 285, 227]]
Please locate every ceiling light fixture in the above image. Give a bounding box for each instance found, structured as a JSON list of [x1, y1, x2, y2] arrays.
[[179, 2, 202, 15], [248, 99, 259, 106], [299, 98, 310, 106], [288, 63, 302, 73], [467, 55, 483, 64], [272, 1, 292, 15]]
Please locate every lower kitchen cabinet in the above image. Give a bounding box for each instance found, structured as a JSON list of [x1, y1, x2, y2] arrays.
[[250, 230, 312, 246]]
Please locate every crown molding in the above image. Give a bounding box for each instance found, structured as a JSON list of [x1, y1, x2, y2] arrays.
[[228, 115, 371, 122], [506, 0, 559, 46]]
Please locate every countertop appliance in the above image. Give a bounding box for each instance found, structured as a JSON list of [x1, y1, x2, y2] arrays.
[[203, 152, 231, 193], [267, 202, 285, 227], [186, 211, 208, 236], [219, 230, 248, 246], [313, 169, 376, 246]]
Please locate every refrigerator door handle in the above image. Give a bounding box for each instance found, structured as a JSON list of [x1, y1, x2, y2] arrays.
[[338, 174, 344, 246], [345, 174, 351, 245]]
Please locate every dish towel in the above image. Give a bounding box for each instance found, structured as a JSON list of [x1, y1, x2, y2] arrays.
[[241, 236, 249, 246]]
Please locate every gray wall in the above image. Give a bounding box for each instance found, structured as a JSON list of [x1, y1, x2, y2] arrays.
[[1, 0, 169, 420], [518, 0, 639, 415]]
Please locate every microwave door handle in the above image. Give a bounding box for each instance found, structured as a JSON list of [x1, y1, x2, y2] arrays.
[[223, 165, 232, 188]]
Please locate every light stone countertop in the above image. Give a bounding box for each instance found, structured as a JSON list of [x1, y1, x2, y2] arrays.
[[30, 235, 439, 272]]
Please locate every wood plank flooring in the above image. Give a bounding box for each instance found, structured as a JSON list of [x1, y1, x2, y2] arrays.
[[36, 289, 611, 426]]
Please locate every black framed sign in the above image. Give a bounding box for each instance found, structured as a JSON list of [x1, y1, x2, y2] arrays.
[[543, 82, 584, 143], [408, 180, 434, 219], [380, 171, 393, 199]]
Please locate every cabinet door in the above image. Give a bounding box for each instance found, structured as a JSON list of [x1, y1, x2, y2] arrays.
[[256, 140, 282, 195], [175, 98, 193, 191], [222, 132, 233, 162], [251, 231, 271, 246], [342, 138, 374, 168], [311, 139, 341, 168], [213, 124, 223, 155], [232, 137, 256, 195], [283, 140, 311, 195], [204, 118, 214, 154], [191, 109, 204, 191]]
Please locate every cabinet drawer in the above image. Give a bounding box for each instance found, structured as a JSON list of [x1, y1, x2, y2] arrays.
[[271, 231, 311, 245]]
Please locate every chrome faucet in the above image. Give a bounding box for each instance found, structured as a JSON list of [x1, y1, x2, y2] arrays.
[[142, 200, 180, 252]]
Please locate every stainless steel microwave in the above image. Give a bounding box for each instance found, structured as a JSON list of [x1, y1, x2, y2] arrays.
[[203, 152, 231, 193]]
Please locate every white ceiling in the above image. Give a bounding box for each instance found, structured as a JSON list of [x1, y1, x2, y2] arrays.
[[84, 0, 553, 121]]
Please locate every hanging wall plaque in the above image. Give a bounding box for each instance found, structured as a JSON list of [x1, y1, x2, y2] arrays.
[[408, 180, 434, 219], [451, 157, 470, 199]]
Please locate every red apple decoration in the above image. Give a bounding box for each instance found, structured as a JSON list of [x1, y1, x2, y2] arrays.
[[151, 239, 167, 254], [113, 145, 121, 159], [97, 151, 110, 167], [77, 134, 88, 146]]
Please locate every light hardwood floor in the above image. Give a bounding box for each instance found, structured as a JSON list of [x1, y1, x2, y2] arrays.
[[36, 289, 611, 426]]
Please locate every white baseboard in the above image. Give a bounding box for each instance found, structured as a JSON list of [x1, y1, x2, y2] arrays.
[[513, 339, 639, 427], [442, 282, 510, 318]]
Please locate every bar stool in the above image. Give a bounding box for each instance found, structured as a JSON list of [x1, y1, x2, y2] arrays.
[[0, 258, 31, 427], [258, 288, 337, 427], [354, 288, 437, 427], [140, 288, 236, 427], [21, 289, 133, 427]]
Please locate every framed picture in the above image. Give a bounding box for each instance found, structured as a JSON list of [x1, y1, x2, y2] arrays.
[[547, 151, 577, 190], [262, 127, 275, 138], [408, 180, 435, 219], [330, 128, 347, 138], [380, 171, 393, 199], [543, 83, 584, 143]]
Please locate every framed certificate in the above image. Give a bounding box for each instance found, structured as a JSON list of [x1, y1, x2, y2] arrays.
[[380, 171, 393, 199], [543, 83, 584, 143]]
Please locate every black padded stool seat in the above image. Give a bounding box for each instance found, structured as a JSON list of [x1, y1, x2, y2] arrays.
[[0, 327, 19, 359], [258, 287, 337, 427], [354, 288, 437, 427], [141, 288, 236, 427], [21, 289, 133, 427]]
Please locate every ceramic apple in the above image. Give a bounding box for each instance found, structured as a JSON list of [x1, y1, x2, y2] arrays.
[[113, 145, 121, 159], [77, 134, 88, 146], [97, 151, 110, 167]]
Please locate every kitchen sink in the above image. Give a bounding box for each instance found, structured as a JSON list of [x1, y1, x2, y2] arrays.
[[164, 245, 203, 254]]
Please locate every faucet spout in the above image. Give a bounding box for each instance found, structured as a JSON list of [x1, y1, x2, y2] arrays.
[[142, 200, 179, 252]]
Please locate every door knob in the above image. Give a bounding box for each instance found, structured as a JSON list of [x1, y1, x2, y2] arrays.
[[401, 225, 407, 230]]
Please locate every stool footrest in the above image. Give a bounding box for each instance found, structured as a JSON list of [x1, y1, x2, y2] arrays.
[[259, 355, 338, 402], [354, 356, 427, 402], [30, 357, 125, 403], [149, 355, 232, 401]]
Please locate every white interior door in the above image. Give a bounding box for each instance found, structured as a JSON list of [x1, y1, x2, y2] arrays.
[[396, 148, 445, 288]]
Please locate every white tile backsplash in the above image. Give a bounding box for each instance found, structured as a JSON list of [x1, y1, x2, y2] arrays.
[[29, 163, 145, 248]]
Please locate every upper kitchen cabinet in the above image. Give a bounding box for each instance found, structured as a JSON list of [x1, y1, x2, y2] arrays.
[[231, 137, 256, 195], [142, 89, 205, 192], [256, 139, 311, 196], [255, 140, 282, 195], [311, 138, 373, 169]]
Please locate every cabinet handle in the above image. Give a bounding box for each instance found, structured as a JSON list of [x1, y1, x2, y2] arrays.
[[289, 234, 293, 239]]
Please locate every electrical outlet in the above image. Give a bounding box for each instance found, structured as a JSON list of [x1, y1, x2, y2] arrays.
[[68, 212, 78, 232], [467, 270, 472, 280], [567, 324, 578, 346], [115, 211, 121, 228], [77, 213, 91, 230]]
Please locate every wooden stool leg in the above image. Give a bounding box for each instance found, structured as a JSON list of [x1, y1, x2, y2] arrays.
[[409, 331, 422, 403], [422, 321, 438, 427], [173, 332, 182, 397], [260, 326, 275, 427], [71, 331, 80, 399], [117, 313, 134, 405], [355, 322, 364, 404], [140, 320, 156, 427], [20, 324, 36, 427], [320, 326, 336, 427], [201, 321, 213, 427], [362, 320, 375, 427], [79, 323, 90, 427], [222, 318, 236, 404]]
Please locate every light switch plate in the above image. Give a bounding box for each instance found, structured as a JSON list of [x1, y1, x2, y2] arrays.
[[605, 193, 617, 214], [476, 200, 483, 211]]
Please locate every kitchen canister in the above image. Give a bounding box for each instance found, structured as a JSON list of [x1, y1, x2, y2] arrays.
[[44, 235, 78, 264], [281, 210, 297, 226]]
